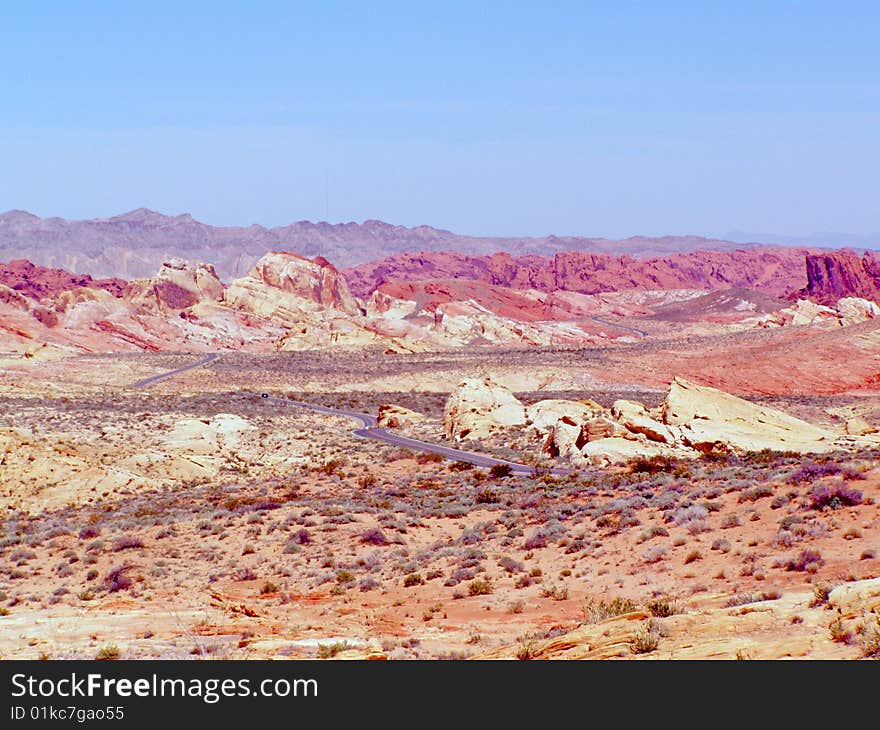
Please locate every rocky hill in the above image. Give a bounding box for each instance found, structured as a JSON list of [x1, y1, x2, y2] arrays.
[[0, 208, 767, 280], [0, 259, 126, 299], [799, 251, 880, 305], [345, 248, 816, 298]]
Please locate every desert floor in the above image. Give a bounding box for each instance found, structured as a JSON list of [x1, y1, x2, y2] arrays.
[[1, 345, 878, 660]]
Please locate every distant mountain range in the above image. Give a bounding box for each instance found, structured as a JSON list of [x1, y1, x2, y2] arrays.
[[0, 208, 767, 280], [726, 230, 879, 250]]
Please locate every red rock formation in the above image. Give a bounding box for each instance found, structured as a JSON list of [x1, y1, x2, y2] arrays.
[[0, 259, 126, 300], [798, 251, 880, 305], [345, 248, 815, 298]]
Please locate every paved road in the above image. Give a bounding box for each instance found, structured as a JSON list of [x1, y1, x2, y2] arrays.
[[131, 353, 220, 388], [591, 315, 649, 338], [129, 353, 568, 476], [266, 396, 563, 475]]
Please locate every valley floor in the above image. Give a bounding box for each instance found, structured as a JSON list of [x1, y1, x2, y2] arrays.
[[1, 346, 878, 660]]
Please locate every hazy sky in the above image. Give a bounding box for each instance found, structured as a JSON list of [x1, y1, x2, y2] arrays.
[[2, 1, 879, 240]]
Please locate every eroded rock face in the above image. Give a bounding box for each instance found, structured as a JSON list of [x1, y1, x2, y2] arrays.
[[524, 375, 849, 465], [753, 296, 879, 328], [443, 376, 526, 440], [611, 400, 677, 445], [249, 252, 360, 315], [526, 399, 604, 434], [224, 251, 362, 327], [662, 376, 833, 453], [377, 404, 426, 429], [800, 252, 880, 306], [126, 258, 224, 313]]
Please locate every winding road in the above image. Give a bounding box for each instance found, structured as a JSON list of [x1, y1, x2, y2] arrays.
[[132, 354, 567, 476], [590, 315, 649, 338], [131, 353, 220, 388]]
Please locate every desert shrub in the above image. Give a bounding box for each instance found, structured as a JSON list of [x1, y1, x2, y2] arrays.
[[416, 452, 444, 465], [78, 526, 100, 540], [643, 545, 669, 564], [646, 597, 681, 618], [770, 495, 789, 510], [449, 461, 473, 472], [638, 525, 669, 543], [317, 641, 351, 659], [516, 639, 538, 660], [785, 549, 824, 572], [95, 644, 120, 660], [829, 618, 852, 644], [523, 531, 547, 550], [260, 581, 279, 595], [684, 549, 702, 564], [861, 549, 877, 560], [111, 535, 143, 552], [360, 528, 388, 546], [788, 460, 841, 484], [809, 483, 863, 511], [721, 514, 742, 529], [104, 565, 132, 593], [630, 455, 677, 475], [809, 584, 832, 608], [631, 620, 661, 654], [475, 488, 499, 504], [336, 571, 355, 584], [318, 458, 345, 476], [723, 591, 781, 608], [711, 538, 731, 553], [359, 577, 380, 592], [540, 584, 569, 601], [861, 619, 880, 658], [738, 484, 773, 503], [403, 573, 424, 587], [498, 556, 524, 574], [671, 505, 708, 527], [234, 567, 257, 581], [686, 519, 711, 535], [467, 579, 493, 596], [293, 528, 312, 545], [489, 463, 513, 479], [9, 548, 36, 564]]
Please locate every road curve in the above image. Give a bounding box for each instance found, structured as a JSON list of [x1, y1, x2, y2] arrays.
[[131, 353, 220, 388], [265, 396, 564, 475], [591, 315, 649, 338], [128, 353, 567, 476]]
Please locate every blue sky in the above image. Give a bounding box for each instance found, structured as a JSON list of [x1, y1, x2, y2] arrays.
[[2, 1, 879, 241]]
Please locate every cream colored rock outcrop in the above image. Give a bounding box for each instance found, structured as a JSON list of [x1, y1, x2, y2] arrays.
[[377, 404, 426, 429], [662, 376, 834, 453], [611, 399, 678, 445], [443, 376, 527, 440], [526, 399, 604, 435]]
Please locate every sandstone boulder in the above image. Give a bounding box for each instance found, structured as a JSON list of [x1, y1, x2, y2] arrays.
[[828, 578, 880, 616], [526, 399, 604, 435], [845, 416, 877, 436], [836, 296, 880, 325], [612, 399, 678, 444], [661, 376, 833, 453], [443, 376, 526, 440], [541, 416, 588, 459], [576, 437, 685, 466], [377, 404, 426, 429]]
